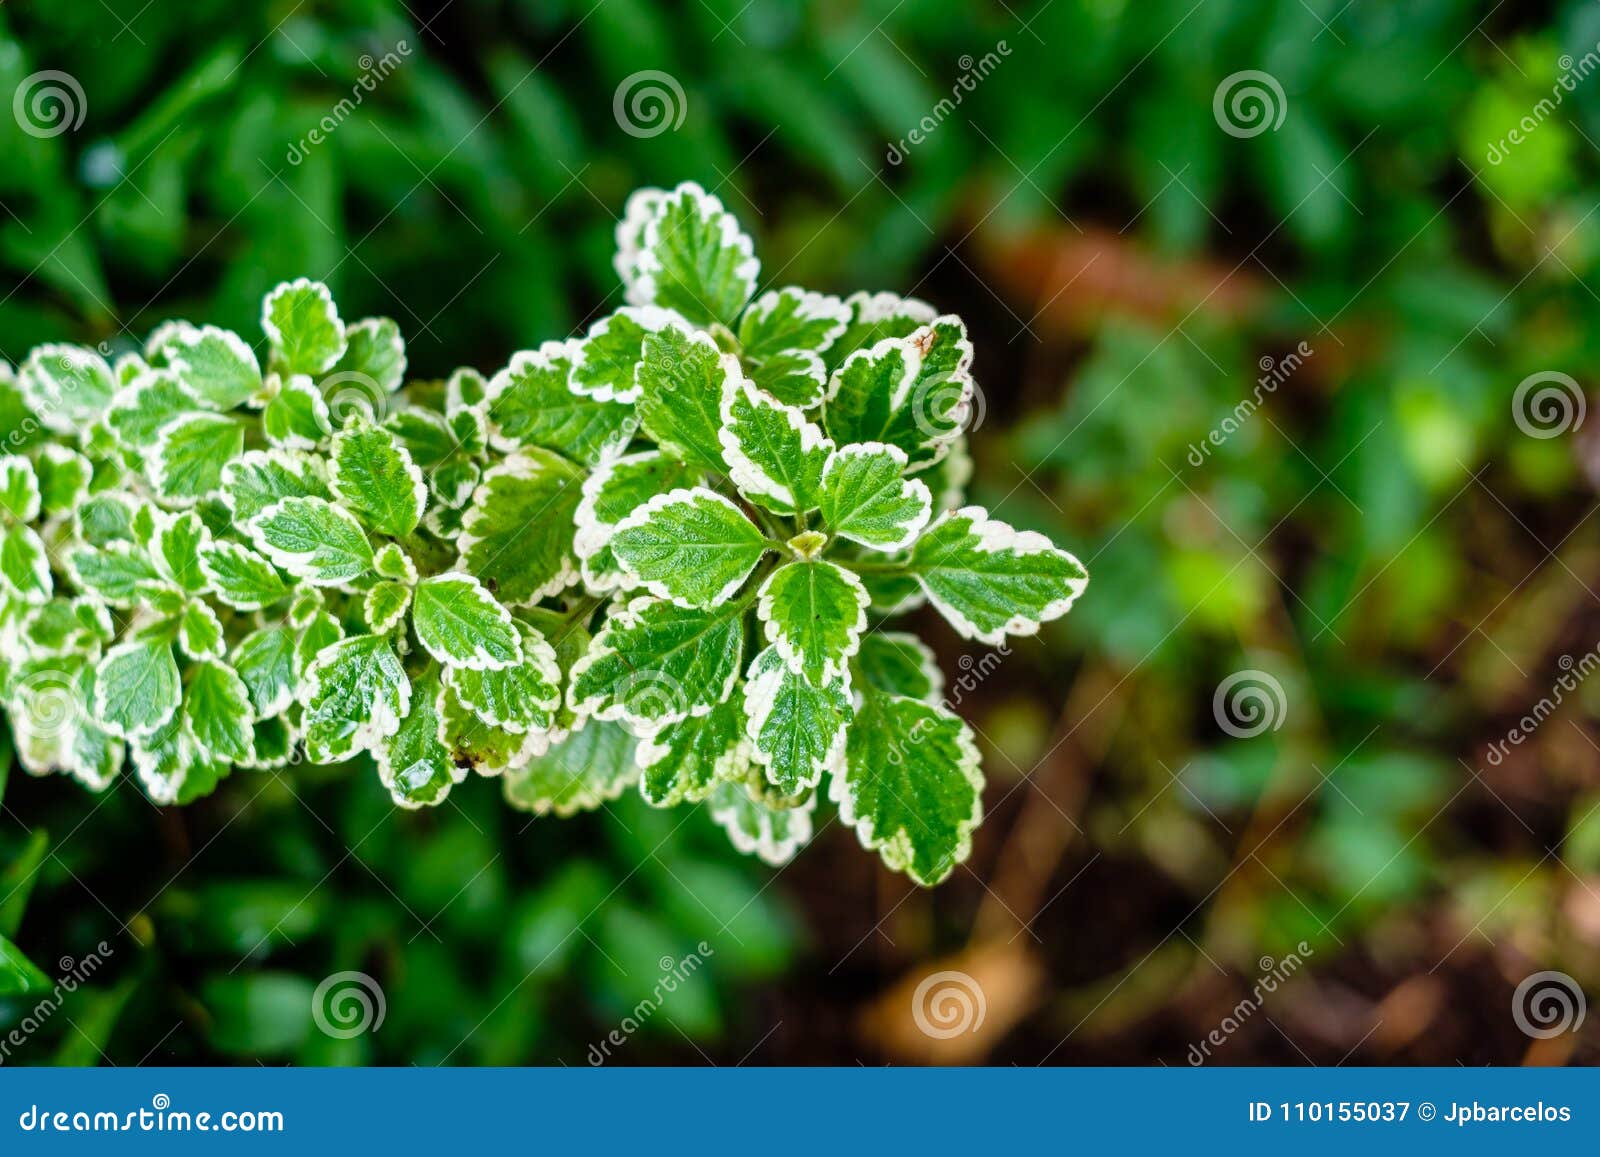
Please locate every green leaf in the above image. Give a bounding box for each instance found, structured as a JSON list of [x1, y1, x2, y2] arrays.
[[824, 291, 936, 373], [376, 673, 460, 808], [200, 541, 290, 609], [719, 378, 833, 513], [373, 542, 416, 581], [261, 375, 333, 448], [107, 370, 200, 449], [570, 306, 682, 402], [294, 611, 344, 676], [437, 683, 540, 775], [151, 510, 210, 593], [232, 625, 299, 718], [149, 413, 244, 504], [909, 506, 1089, 644], [609, 487, 767, 608], [331, 421, 425, 537], [93, 638, 182, 740], [819, 442, 932, 550], [832, 694, 983, 885], [333, 317, 407, 394], [502, 719, 637, 817], [739, 287, 851, 360], [33, 445, 92, 512], [74, 492, 138, 547], [161, 324, 262, 409], [132, 713, 225, 804], [242, 717, 292, 769], [0, 524, 50, 602], [221, 449, 330, 522], [262, 278, 346, 374], [628, 181, 758, 327], [458, 450, 584, 606], [0, 454, 41, 521], [0, 934, 51, 997], [19, 344, 116, 433], [67, 542, 164, 605], [385, 407, 458, 466], [177, 600, 225, 659], [485, 340, 636, 465], [743, 645, 850, 795], [363, 580, 412, 633], [853, 632, 944, 701], [569, 596, 745, 732], [183, 659, 254, 761], [709, 777, 815, 866], [823, 317, 973, 467], [411, 574, 520, 669], [448, 621, 561, 733], [756, 559, 867, 686], [738, 288, 850, 407], [21, 598, 111, 655], [0, 829, 48, 939], [637, 695, 746, 807], [250, 496, 374, 585], [635, 323, 736, 473], [302, 634, 411, 763], [573, 451, 699, 591]]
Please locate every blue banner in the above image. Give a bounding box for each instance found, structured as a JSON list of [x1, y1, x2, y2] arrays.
[[0, 1068, 1593, 1152]]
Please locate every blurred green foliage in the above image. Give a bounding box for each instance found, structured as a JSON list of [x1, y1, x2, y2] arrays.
[[3, 0, 1599, 1064]]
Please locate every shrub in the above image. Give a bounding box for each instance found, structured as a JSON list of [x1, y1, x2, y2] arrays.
[[0, 182, 1087, 886]]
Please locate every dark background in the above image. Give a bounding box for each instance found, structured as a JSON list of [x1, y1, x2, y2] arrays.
[[1, 0, 1598, 1065]]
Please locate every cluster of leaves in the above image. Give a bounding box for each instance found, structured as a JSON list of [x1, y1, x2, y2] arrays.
[[0, 183, 1086, 886]]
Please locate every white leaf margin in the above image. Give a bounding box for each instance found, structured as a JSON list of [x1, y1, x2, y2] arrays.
[[912, 505, 1090, 646], [261, 277, 346, 375], [569, 307, 684, 403], [629, 181, 760, 316], [741, 646, 849, 794], [709, 779, 817, 867], [329, 420, 428, 536], [567, 594, 742, 732], [827, 696, 984, 886], [456, 452, 585, 606], [609, 486, 766, 610], [718, 377, 834, 513], [412, 573, 520, 671], [298, 634, 412, 761], [755, 559, 868, 688], [819, 440, 932, 551]]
